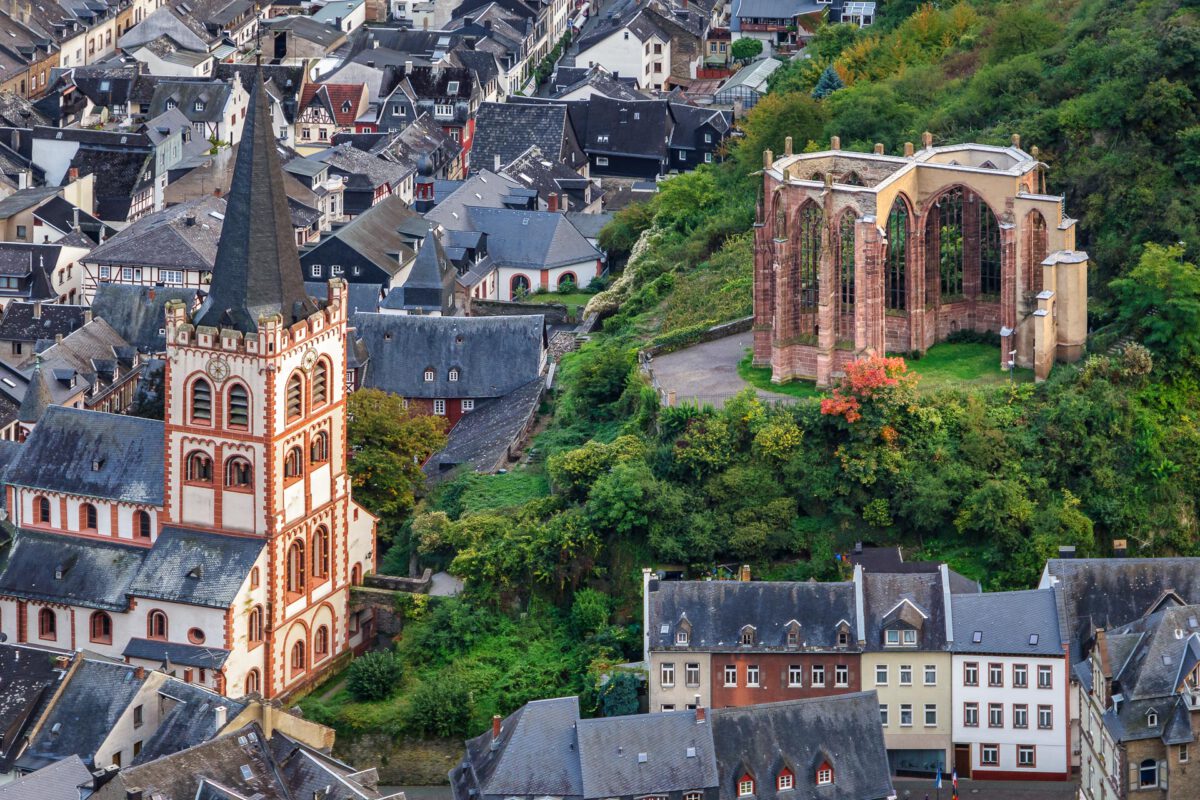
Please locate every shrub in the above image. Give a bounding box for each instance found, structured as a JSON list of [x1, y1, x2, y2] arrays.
[[407, 673, 473, 738], [570, 587, 612, 637], [346, 650, 404, 702]]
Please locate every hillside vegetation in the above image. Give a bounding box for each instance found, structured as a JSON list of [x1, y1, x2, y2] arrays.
[[309, 0, 1200, 740]]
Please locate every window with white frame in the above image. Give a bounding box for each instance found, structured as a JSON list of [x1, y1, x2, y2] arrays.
[[724, 664, 737, 687], [462, 399, 475, 411], [738, 778, 754, 796], [816, 767, 832, 786], [1038, 705, 1052, 729], [924, 664, 937, 685], [875, 664, 887, 685], [988, 703, 1003, 728], [885, 629, 899, 646], [448, 369, 459, 381], [704, 153, 713, 163], [989, 663, 1004, 687], [424, 369, 435, 381], [746, 665, 760, 686], [788, 665, 802, 687], [776, 771, 792, 791], [879, 704, 888, 726], [433, 399, 446, 415], [964, 662, 979, 686], [835, 664, 848, 687], [903, 629, 917, 645], [676, 630, 688, 645], [1017, 745, 1035, 767], [685, 663, 700, 686], [1038, 665, 1053, 688], [1013, 704, 1028, 729], [964, 703, 979, 727], [981, 744, 999, 766], [811, 665, 825, 687], [1013, 663, 1028, 687], [660, 662, 675, 687], [99, 265, 110, 279], [899, 665, 912, 686], [596, 156, 609, 166], [900, 704, 912, 727], [160, 269, 183, 284], [924, 704, 937, 726]]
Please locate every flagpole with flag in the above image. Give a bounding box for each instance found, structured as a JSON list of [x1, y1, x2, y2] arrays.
[[934, 763, 942, 800], [951, 766, 958, 800]]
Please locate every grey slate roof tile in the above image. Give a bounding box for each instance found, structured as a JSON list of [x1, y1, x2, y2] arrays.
[[0, 643, 65, 769], [0, 529, 145, 610], [133, 680, 247, 764], [127, 526, 265, 609], [577, 711, 718, 798], [463, 206, 600, 270], [472, 102, 585, 174], [123, 637, 231, 670], [950, 588, 1064, 655], [352, 312, 544, 399], [423, 377, 543, 478], [91, 284, 203, 353], [0, 753, 92, 800], [5, 405, 164, 504], [861, 571, 949, 651]]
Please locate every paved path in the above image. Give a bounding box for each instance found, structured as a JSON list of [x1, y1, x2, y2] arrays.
[[647, 332, 796, 408], [429, 571, 463, 597], [893, 778, 1077, 800]]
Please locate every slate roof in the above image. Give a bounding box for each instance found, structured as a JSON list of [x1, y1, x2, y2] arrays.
[[0, 643, 64, 770], [709, 693, 894, 800], [730, 0, 824, 20], [195, 77, 318, 333], [648, 580, 858, 651], [149, 80, 233, 123], [17, 659, 147, 771], [32, 196, 110, 242], [425, 169, 527, 225], [553, 68, 648, 102], [503, 147, 595, 209], [271, 733, 393, 800], [306, 280, 380, 314], [424, 377, 543, 479], [950, 588, 1063, 656], [1043, 557, 1200, 664], [472, 102, 585, 174], [452, 696, 584, 800], [91, 284, 202, 353], [132, 680, 247, 764], [72, 148, 155, 222], [0, 753, 92, 800], [577, 9, 667, 53], [0, 91, 51, 129], [582, 96, 673, 160], [0, 186, 59, 219], [309, 142, 415, 189], [300, 193, 420, 278], [30, 317, 141, 408], [668, 102, 730, 150], [6, 405, 164, 504], [860, 570, 951, 652], [124, 637, 231, 670], [464, 207, 601, 269], [352, 312, 544, 399], [0, 529, 145, 610], [128, 526, 265, 609], [565, 211, 612, 240], [380, 230, 455, 314], [267, 14, 347, 47], [578, 711, 719, 798]]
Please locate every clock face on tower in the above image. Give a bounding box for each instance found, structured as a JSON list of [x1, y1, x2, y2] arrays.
[[302, 348, 319, 371], [206, 357, 230, 383]]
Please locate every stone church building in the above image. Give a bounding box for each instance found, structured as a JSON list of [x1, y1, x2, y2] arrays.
[[753, 134, 1089, 386], [0, 77, 377, 700]]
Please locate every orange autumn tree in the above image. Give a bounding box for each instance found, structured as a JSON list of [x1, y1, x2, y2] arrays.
[[820, 355, 918, 425]]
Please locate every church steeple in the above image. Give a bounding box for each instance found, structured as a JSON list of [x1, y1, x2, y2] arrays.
[[195, 74, 317, 333]]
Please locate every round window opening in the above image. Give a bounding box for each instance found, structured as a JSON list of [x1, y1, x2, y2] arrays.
[[188, 628, 206, 645]]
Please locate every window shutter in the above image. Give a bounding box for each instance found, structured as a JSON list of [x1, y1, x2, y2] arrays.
[[1130, 762, 1138, 792], [1160, 760, 1168, 789]]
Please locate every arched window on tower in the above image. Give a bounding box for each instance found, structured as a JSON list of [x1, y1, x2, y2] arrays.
[[191, 378, 212, 423], [248, 605, 264, 643], [36, 496, 51, 524], [225, 457, 253, 489], [186, 451, 213, 483], [315, 625, 330, 660], [838, 213, 857, 341], [312, 526, 330, 579], [287, 540, 306, 594], [286, 373, 304, 420], [310, 431, 329, 464], [90, 610, 112, 644], [227, 383, 250, 428], [38, 608, 56, 639], [885, 199, 909, 312], [284, 447, 303, 479], [135, 510, 151, 540], [80, 502, 97, 531], [245, 668, 261, 695], [291, 639, 306, 675], [147, 609, 168, 640], [312, 360, 328, 406]]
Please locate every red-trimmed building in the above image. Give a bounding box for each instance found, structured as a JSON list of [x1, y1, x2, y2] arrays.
[[296, 83, 372, 147]]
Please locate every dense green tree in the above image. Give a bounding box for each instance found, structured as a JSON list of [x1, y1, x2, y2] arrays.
[[598, 672, 640, 717], [730, 38, 763, 63], [408, 674, 473, 738], [812, 65, 845, 98], [1110, 243, 1200, 365], [347, 650, 404, 702]]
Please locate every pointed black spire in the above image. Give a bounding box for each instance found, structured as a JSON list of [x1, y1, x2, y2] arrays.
[[195, 74, 317, 333]]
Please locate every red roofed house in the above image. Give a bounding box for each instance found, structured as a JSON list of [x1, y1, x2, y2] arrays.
[[296, 83, 371, 149]]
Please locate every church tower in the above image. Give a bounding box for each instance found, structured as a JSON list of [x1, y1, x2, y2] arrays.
[[161, 76, 375, 697]]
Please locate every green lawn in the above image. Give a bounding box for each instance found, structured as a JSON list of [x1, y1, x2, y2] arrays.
[[526, 292, 595, 307], [735, 342, 1031, 399], [457, 469, 550, 513], [737, 353, 825, 399], [903, 342, 1034, 393]]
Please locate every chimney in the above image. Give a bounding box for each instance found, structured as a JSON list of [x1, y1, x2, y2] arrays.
[[922, 130, 933, 149], [32, 301, 41, 319], [71, 205, 80, 231], [148, 288, 155, 301], [367, 60, 375, 68], [1113, 539, 1128, 558], [873, 142, 884, 154], [904, 141, 914, 157], [1058, 545, 1076, 559], [127, 792, 144, 800], [490, 714, 502, 748], [829, 135, 840, 150], [783, 135, 792, 156], [1011, 133, 1021, 148], [494, 154, 501, 172], [548, 192, 558, 212], [740, 564, 750, 582], [404, 59, 413, 73], [134, 665, 145, 680], [214, 705, 227, 729], [695, 705, 705, 723], [55, 333, 63, 344], [214, 187, 222, 197], [83, 309, 92, 323], [762, 149, 772, 168], [67, 166, 78, 182], [185, 214, 196, 226]]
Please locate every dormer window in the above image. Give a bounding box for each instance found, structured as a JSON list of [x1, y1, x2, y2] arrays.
[[737, 775, 754, 796], [342, 100, 352, 113], [448, 368, 459, 382], [194, 101, 205, 112], [424, 369, 435, 382], [815, 764, 833, 786], [740, 626, 755, 646], [676, 630, 688, 645], [838, 630, 849, 646], [886, 629, 899, 646], [904, 629, 917, 645], [776, 769, 793, 791], [787, 629, 798, 646], [167, 99, 177, 110], [1148, 710, 1159, 728]]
